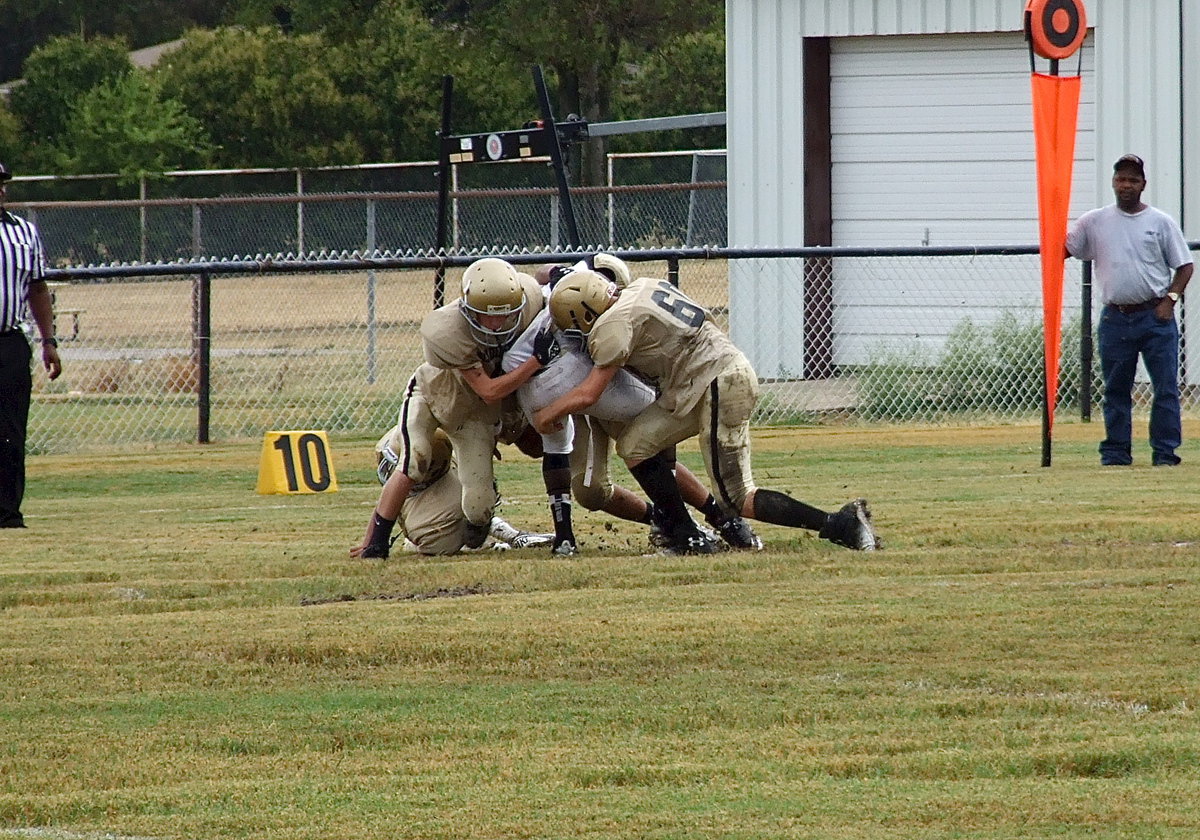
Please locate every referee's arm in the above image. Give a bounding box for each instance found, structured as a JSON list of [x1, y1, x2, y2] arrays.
[[25, 279, 61, 380]]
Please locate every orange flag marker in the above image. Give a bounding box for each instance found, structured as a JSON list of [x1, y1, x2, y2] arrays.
[[1025, 0, 1086, 465], [1031, 71, 1081, 434]]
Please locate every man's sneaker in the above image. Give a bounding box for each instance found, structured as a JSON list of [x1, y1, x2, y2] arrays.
[[819, 499, 878, 551], [713, 516, 764, 551], [552, 538, 578, 556]]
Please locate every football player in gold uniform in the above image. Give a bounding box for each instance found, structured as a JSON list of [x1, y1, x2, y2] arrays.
[[358, 425, 552, 556], [351, 257, 553, 557], [506, 256, 763, 552], [534, 271, 878, 552]]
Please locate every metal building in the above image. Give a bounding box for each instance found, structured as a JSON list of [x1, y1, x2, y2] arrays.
[[726, 0, 1198, 377]]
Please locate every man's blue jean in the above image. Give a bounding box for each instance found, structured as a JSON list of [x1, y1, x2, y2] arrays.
[[1097, 305, 1182, 465]]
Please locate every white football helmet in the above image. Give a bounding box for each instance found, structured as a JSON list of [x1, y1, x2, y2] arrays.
[[549, 270, 616, 336], [591, 253, 632, 289], [460, 257, 526, 347]]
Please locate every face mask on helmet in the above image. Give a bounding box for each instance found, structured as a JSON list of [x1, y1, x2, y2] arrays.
[[459, 257, 526, 347], [549, 270, 616, 336], [374, 427, 454, 487]]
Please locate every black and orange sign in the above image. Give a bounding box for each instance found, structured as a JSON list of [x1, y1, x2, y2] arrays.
[[1026, 0, 1087, 60]]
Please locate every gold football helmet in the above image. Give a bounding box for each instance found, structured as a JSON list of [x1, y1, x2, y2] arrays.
[[374, 427, 454, 486], [591, 253, 632, 289], [549, 270, 616, 336], [460, 257, 526, 347]]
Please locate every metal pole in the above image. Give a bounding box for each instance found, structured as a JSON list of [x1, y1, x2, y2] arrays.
[[607, 154, 615, 246], [1080, 260, 1093, 421], [139, 176, 147, 262], [296, 169, 305, 255], [191, 204, 202, 259], [194, 272, 212, 444], [434, 74, 453, 309], [366, 199, 378, 385], [1041, 366, 1051, 467], [532, 64, 580, 248]]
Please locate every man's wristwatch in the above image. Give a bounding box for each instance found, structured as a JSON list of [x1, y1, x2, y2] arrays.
[[1167, 291, 1181, 304], [41, 337, 58, 348]]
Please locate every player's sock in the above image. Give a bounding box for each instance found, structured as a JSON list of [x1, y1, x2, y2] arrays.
[[549, 492, 574, 544], [638, 502, 656, 525], [629, 453, 691, 534], [751, 489, 828, 531], [543, 453, 575, 547], [697, 494, 725, 527]]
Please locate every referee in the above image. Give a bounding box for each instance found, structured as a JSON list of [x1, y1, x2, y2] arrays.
[[1, 161, 61, 528]]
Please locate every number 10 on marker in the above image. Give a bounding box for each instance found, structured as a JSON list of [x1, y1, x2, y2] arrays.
[[256, 430, 340, 494]]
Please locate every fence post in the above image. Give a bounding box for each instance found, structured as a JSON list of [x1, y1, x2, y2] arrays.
[[193, 271, 212, 444], [667, 255, 680, 287], [366, 199, 378, 385], [191, 204, 202, 259], [296, 169, 305, 255], [550, 195, 560, 249], [139, 176, 148, 263], [1080, 260, 1092, 422], [607, 155, 615, 246]]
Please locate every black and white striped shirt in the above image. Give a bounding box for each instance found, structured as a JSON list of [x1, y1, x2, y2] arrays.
[[0, 209, 46, 332]]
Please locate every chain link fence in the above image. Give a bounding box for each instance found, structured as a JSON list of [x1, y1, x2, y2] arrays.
[[11, 153, 726, 264], [29, 246, 1198, 455]]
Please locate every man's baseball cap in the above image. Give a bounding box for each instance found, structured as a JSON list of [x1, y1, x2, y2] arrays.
[[0, 161, 11, 182], [1113, 154, 1145, 177]]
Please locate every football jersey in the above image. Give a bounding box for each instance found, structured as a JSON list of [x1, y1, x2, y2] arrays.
[[587, 277, 738, 416], [418, 272, 544, 429]]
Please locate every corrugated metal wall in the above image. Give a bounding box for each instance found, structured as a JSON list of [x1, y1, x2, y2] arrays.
[[728, 0, 1194, 240], [789, 0, 1018, 37]]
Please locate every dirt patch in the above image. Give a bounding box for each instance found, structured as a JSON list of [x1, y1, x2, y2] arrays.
[[300, 583, 493, 606]]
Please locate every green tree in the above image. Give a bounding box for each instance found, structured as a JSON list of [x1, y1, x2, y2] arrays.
[[338, 0, 531, 161], [426, 0, 723, 183], [0, 103, 20, 165], [53, 72, 212, 178], [7, 34, 133, 168], [0, 0, 228, 83], [155, 26, 364, 168], [612, 27, 725, 153]]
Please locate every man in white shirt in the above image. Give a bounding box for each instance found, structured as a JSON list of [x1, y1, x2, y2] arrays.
[[1066, 154, 1194, 466]]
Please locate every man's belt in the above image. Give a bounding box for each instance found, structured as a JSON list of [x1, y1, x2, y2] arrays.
[[1109, 298, 1163, 315]]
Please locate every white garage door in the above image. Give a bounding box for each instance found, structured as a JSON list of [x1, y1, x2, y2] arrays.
[[832, 31, 1095, 246], [829, 31, 1096, 364]]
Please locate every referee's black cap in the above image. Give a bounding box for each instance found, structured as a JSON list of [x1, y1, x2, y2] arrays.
[[0, 161, 11, 182]]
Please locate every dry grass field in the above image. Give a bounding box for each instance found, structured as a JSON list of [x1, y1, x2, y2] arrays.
[[2, 421, 1199, 839]]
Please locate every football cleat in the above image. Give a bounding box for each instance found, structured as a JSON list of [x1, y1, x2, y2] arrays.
[[660, 518, 721, 555], [662, 531, 720, 555], [551, 538, 578, 556], [713, 516, 764, 551], [511, 531, 555, 549], [819, 499, 878, 551], [463, 520, 490, 549]]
